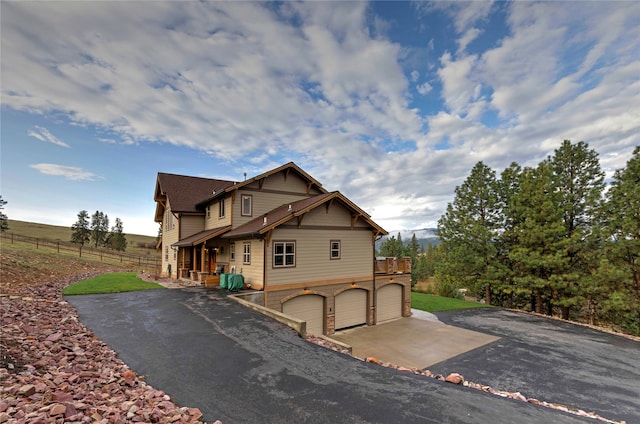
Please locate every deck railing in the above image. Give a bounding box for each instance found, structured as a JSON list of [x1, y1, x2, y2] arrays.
[[375, 257, 412, 274]]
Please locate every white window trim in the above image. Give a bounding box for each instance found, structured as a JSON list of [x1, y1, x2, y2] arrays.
[[219, 198, 225, 218], [243, 242, 251, 264], [230, 243, 235, 261], [241, 194, 253, 217], [330, 240, 341, 260]]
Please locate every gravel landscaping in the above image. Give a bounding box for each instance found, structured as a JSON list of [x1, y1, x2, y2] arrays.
[[0, 271, 210, 423]]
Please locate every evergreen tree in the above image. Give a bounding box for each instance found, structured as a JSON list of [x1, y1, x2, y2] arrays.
[[600, 147, 640, 334], [509, 163, 567, 315], [107, 217, 128, 251], [546, 140, 605, 319], [378, 233, 405, 258], [0, 196, 8, 233], [436, 162, 500, 302], [90, 210, 109, 248], [71, 210, 91, 246], [494, 163, 523, 308]]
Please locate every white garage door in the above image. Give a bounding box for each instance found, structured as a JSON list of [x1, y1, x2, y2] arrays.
[[377, 284, 402, 322], [335, 289, 367, 330], [282, 295, 324, 335]]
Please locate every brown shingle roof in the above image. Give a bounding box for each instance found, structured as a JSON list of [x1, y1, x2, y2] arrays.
[[172, 225, 232, 247], [223, 191, 387, 239], [155, 173, 235, 213]]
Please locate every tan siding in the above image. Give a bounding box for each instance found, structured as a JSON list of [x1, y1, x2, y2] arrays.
[[180, 216, 204, 238], [235, 238, 264, 290], [267, 227, 373, 286], [204, 197, 231, 230], [161, 201, 180, 277], [231, 171, 319, 227]]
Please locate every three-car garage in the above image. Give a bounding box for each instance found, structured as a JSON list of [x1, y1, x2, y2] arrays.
[[281, 283, 405, 335]]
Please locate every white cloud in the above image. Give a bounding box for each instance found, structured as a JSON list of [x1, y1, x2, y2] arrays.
[[457, 27, 481, 54], [416, 82, 433, 95], [27, 126, 70, 148], [29, 164, 100, 181], [3, 1, 639, 234]]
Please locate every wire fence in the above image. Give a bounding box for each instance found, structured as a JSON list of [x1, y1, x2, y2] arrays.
[[1, 232, 161, 271]]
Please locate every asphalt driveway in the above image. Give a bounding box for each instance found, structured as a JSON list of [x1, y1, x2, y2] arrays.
[[67, 288, 628, 423], [429, 308, 640, 424]]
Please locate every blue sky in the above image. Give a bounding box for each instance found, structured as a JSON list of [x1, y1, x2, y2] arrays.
[[1, 1, 638, 237]]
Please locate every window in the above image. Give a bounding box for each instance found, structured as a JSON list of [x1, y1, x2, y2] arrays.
[[273, 241, 296, 267], [230, 243, 235, 261], [241, 194, 253, 216], [165, 246, 169, 261], [330, 240, 341, 260], [243, 242, 251, 264], [219, 198, 225, 218], [206, 205, 210, 218]]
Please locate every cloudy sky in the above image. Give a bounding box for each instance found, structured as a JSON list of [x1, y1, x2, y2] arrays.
[[2, 1, 638, 237]]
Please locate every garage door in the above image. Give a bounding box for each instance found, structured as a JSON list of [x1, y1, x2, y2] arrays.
[[335, 289, 367, 330], [282, 295, 324, 335], [377, 284, 402, 322]]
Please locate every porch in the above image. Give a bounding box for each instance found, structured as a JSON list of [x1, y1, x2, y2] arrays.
[[375, 257, 412, 275]]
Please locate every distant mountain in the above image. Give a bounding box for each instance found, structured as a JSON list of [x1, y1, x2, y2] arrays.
[[376, 228, 440, 251]]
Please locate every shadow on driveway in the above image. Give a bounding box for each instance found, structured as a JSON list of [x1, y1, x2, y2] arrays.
[[67, 288, 613, 424]]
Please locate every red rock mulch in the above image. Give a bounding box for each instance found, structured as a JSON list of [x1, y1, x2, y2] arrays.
[[0, 271, 210, 423]]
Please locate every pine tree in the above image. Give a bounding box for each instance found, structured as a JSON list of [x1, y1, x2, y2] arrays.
[[509, 163, 567, 315], [0, 196, 8, 233], [494, 162, 523, 308], [90, 211, 110, 248], [71, 210, 91, 246], [546, 140, 605, 319], [600, 147, 640, 334], [107, 217, 128, 251], [436, 162, 500, 302]]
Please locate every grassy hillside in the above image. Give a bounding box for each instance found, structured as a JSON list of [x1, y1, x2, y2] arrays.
[[5, 219, 159, 257]]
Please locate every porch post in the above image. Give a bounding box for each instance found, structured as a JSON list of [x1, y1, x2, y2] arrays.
[[200, 243, 206, 272]]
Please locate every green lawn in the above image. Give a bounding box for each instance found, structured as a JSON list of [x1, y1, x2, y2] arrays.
[[62, 272, 164, 295], [411, 292, 494, 312]]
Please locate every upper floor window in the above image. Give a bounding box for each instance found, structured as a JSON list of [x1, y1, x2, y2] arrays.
[[219, 197, 225, 218], [206, 205, 210, 218], [273, 241, 296, 267], [241, 194, 253, 216], [243, 242, 251, 264], [230, 243, 235, 261], [330, 240, 341, 260]]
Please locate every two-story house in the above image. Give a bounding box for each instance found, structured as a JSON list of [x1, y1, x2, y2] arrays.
[[153, 162, 411, 335]]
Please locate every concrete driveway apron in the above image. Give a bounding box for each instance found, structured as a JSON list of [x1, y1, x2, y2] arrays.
[[67, 288, 600, 424], [331, 315, 500, 369]]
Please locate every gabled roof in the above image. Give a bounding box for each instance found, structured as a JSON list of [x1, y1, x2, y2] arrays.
[[223, 191, 387, 239], [154, 173, 235, 221], [172, 225, 232, 247], [195, 162, 328, 207]]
